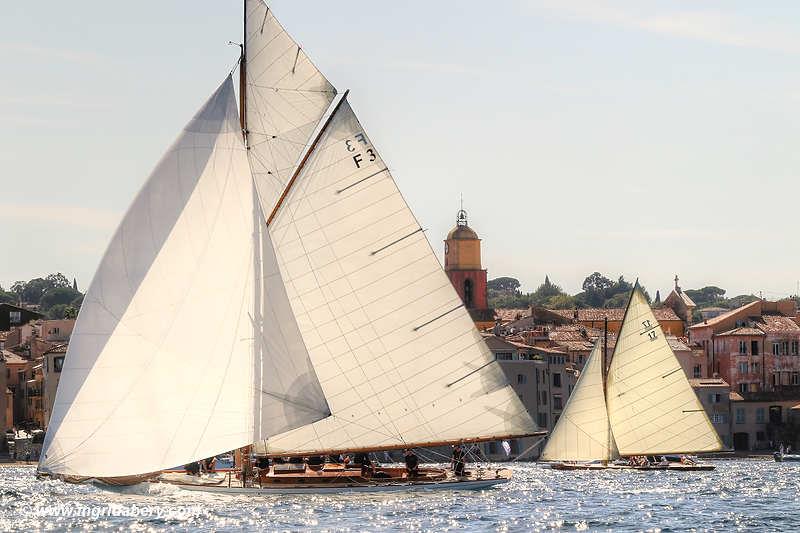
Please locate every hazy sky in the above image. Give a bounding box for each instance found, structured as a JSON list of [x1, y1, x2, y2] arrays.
[[2, 1, 799, 300]]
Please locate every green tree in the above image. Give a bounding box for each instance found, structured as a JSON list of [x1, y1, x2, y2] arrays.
[[531, 276, 566, 306], [39, 287, 83, 315], [45, 273, 71, 289], [487, 277, 521, 294]]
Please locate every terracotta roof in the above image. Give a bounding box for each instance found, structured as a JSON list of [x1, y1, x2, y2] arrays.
[[689, 300, 762, 329], [556, 341, 594, 351], [43, 343, 68, 355], [688, 378, 729, 388], [717, 327, 765, 337], [757, 315, 800, 334], [550, 307, 681, 322], [729, 391, 745, 401], [531, 345, 569, 355], [482, 334, 520, 352], [666, 336, 691, 352], [494, 308, 529, 322], [1, 350, 27, 365], [549, 330, 586, 342]]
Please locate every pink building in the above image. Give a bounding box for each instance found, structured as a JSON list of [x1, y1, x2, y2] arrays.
[[688, 299, 800, 395]]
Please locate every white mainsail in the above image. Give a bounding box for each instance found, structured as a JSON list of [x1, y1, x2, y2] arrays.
[[262, 98, 538, 456], [540, 341, 619, 462], [245, 0, 337, 213], [39, 77, 328, 478], [606, 285, 723, 456]]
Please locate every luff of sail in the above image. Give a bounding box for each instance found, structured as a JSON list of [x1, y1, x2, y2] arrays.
[[606, 285, 723, 456], [245, 0, 337, 213], [540, 341, 620, 462], [261, 96, 539, 456], [38, 77, 329, 478]]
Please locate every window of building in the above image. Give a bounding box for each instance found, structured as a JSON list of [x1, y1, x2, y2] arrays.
[[517, 374, 527, 385], [738, 362, 748, 374], [535, 368, 539, 382], [739, 383, 748, 395], [735, 408, 745, 424], [752, 341, 759, 355], [463, 279, 474, 308], [708, 393, 721, 404], [739, 340, 747, 354], [553, 395, 563, 410], [496, 352, 512, 361], [537, 413, 548, 428], [751, 362, 760, 373], [793, 372, 800, 386], [9, 311, 20, 324], [540, 391, 547, 405], [552, 373, 561, 388], [54, 356, 65, 373], [50, 327, 60, 335], [793, 341, 799, 356], [711, 414, 726, 424], [693, 365, 701, 378], [773, 342, 781, 356], [782, 341, 790, 356], [756, 408, 765, 423]]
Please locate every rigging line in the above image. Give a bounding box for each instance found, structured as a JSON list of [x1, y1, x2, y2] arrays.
[[371, 228, 425, 256], [414, 304, 463, 331], [249, 83, 336, 94], [337, 167, 389, 194], [661, 367, 683, 379], [512, 436, 547, 463], [445, 359, 495, 388]]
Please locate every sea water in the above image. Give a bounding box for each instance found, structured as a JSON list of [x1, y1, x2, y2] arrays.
[[1, 459, 798, 531]]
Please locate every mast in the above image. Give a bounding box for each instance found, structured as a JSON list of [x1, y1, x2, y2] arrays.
[[239, 0, 247, 142], [603, 316, 610, 464]]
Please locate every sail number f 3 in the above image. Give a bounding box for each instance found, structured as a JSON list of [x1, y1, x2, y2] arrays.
[[347, 132, 376, 168]]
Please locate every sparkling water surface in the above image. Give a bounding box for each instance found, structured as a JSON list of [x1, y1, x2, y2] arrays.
[[2, 460, 798, 531]]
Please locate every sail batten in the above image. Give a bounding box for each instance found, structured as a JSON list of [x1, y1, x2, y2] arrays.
[[606, 285, 723, 456]]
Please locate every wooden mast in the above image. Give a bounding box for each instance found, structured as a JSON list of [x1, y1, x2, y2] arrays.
[[603, 316, 610, 465], [239, 0, 248, 142]]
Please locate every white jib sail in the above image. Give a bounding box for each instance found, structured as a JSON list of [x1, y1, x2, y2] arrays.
[[245, 0, 337, 212], [262, 98, 538, 456], [540, 341, 619, 462], [39, 77, 327, 478], [606, 285, 723, 456]]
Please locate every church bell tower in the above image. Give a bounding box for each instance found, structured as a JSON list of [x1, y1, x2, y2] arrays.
[[444, 206, 494, 329]]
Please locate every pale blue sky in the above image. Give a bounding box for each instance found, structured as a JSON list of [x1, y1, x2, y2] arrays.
[[2, 1, 799, 299]]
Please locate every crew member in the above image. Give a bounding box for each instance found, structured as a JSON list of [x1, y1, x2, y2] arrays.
[[451, 444, 466, 477], [404, 449, 419, 477]]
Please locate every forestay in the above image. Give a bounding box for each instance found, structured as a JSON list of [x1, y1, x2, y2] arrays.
[[39, 77, 328, 478], [262, 98, 538, 456], [245, 0, 337, 213], [541, 341, 619, 462], [606, 286, 723, 456]]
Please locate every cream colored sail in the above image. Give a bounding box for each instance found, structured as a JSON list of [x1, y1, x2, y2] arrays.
[[541, 341, 619, 462], [245, 0, 337, 212], [262, 97, 538, 456], [39, 77, 329, 478], [606, 285, 723, 456]]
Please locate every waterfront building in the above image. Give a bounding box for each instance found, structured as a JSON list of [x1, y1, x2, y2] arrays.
[[689, 377, 732, 449], [444, 208, 494, 330], [688, 299, 800, 394]]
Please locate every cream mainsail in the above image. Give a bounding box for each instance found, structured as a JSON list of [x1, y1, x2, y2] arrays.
[[261, 99, 537, 456], [38, 1, 538, 479], [606, 285, 723, 456], [542, 284, 722, 463], [540, 341, 619, 462]]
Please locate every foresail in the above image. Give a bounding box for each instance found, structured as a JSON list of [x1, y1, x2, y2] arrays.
[[245, 0, 337, 212], [541, 341, 619, 462], [606, 286, 723, 456], [39, 78, 257, 477], [38, 76, 330, 478], [262, 98, 538, 455]]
